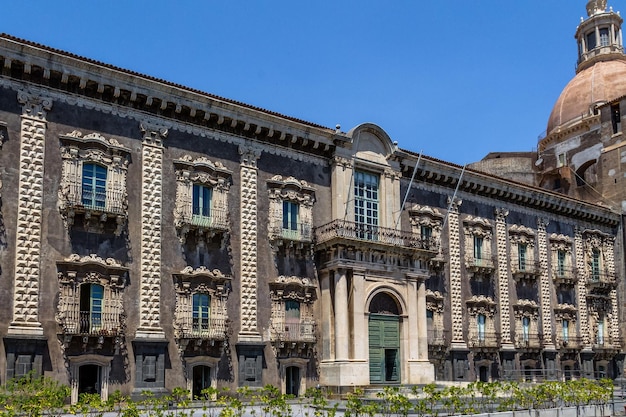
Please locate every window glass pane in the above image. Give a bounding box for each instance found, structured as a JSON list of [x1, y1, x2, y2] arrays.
[[282, 201, 299, 231], [193, 184, 212, 217], [354, 171, 379, 229], [600, 28, 610, 46], [82, 163, 107, 208], [474, 236, 483, 259], [587, 32, 597, 50], [285, 300, 300, 321], [90, 284, 104, 331], [519, 244, 527, 270]]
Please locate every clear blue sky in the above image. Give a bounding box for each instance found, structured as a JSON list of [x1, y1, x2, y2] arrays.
[[0, 1, 606, 165]]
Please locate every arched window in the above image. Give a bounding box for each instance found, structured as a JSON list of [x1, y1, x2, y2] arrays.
[[82, 163, 107, 209], [369, 292, 400, 315]]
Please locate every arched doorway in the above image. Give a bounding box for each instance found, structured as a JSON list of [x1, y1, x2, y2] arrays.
[[285, 366, 300, 396], [78, 364, 101, 395], [192, 365, 211, 399], [368, 292, 401, 384]]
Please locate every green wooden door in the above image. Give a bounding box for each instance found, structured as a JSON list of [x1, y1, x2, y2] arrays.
[[369, 314, 400, 383]]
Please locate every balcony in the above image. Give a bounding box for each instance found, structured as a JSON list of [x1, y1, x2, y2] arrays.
[[59, 310, 122, 337], [469, 332, 500, 350], [175, 316, 227, 341], [427, 329, 448, 347], [514, 333, 543, 350], [465, 256, 496, 274], [558, 336, 582, 350], [586, 271, 616, 290], [61, 182, 126, 216], [269, 219, 313, 243], [511, 261, 542, 280], [552, 266, 578, 285], [315, 219, 439, 252], [176, 206, 228, 232], [270, 321, 316, 344]]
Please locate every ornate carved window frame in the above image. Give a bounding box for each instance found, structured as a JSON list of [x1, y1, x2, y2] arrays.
[[58, 131, 131, 236], [463, 216, 494, 273], [549, 233, 576, 284], [172, 266, 231, 349], [267, 176, 315, 245], [56, 254, 129, 347], [173, 156, 232, 243], [582, 229, 615, 282], [409, 204, 444, 264], [508, 225, 539, 278], [269, 275, 316, 353]]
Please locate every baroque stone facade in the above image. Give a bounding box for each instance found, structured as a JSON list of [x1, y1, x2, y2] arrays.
[[0, 1, 624, 402]]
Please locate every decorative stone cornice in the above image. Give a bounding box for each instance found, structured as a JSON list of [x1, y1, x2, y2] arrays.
[[17, 89, 52, 119], [239, 143, 262, 167], [140, 120, 169, 146]]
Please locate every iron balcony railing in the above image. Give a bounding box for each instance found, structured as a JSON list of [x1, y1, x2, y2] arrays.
[[176, 316, 227, 340], [514, 332, 544, 349], [511, 260, 542, 276], [63, 183, 126, 215], [586, 271, 616, 287], [469, 331, 500, 348], [427, 329, 449, 346], [270, 321, 316, 343], [60, 310, 122, 336], [314, 219, 439, 251], [177, 206, 229, 231], [558, 336, 582, 349], [552, 266, 578, 282], [465, 255, 496, 270], [269, 219, 313, 242]]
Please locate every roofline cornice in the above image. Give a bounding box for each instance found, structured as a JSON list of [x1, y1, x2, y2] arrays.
[[396, 150, 621, 226], [0, 34, 351, 157]]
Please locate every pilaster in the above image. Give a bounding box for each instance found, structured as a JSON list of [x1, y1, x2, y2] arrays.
[[9, 90, 52, 336], [574, 227, 590, 346], [136, 121, 168, 339], [446, 198, 465, 347], [537, 218, 555, 349], [238, 144, 262, 342], [495, 208, 512, 346]]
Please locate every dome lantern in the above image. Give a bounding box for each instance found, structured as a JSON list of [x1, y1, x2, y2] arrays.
[[575, 0, 624, 73]]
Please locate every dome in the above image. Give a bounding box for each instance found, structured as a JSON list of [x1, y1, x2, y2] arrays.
[[547, 59, 626, 134]]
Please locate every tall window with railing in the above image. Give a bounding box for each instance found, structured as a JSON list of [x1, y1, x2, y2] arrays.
[[518, 244, 527, 271], [282, 201, 300, 240], [597, 316, 605, 345], [82, 163, 107, 209], [557, 250, 566, 276], [522, 316, 530, 342], [562, 319, 569, 342], [591, 249, 601, 281], [474, 236, 483, 262], [192, 184, 212, 226], [192, 293, 210, 336], [354, 171, 379, 239], [477, 314, 486, 341], [80, 283, 103, 334]]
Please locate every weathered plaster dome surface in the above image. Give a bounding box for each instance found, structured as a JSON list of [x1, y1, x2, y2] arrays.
[[547, 59, 626, 134]]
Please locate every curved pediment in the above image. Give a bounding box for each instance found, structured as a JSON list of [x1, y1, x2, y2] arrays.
[[347, 123, 396, 164]]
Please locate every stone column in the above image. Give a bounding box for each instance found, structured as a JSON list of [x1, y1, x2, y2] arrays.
[[495, 208, 512, 346], [9, 90, 52, 336], [334, 268, 349, 361], [537, 218, 554, 349], [320, 271, 333, 360], [417, 278, 428, 359], [135, 121, 168, 339], [574, 227, 590, 347], [238, 144, 262, 342], [446, 198, 465, 347]]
